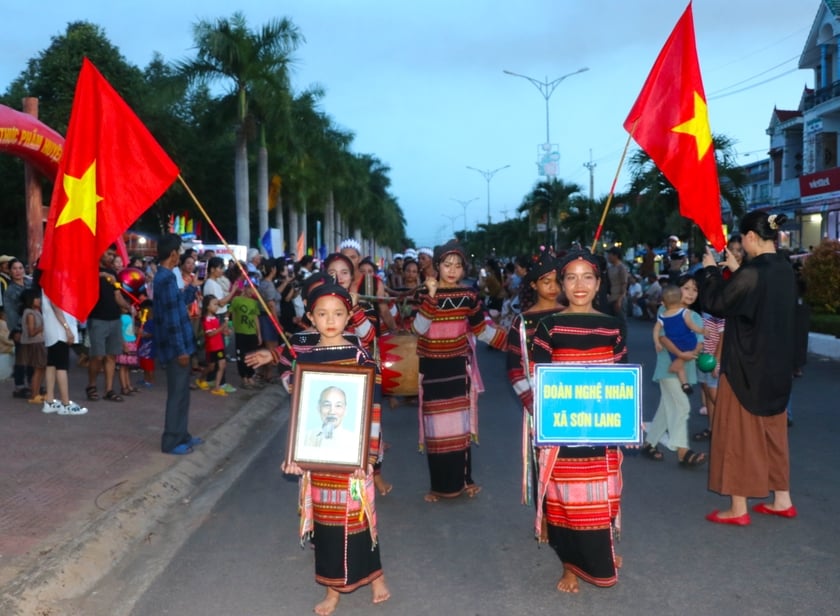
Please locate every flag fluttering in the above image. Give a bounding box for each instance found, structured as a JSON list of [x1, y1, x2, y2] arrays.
[[296, 232, 305, 261], [623, 2, 725, 250], [40, 58, 179, 320]]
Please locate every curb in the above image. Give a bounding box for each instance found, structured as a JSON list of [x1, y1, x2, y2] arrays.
[[0, 385, 288, 616], [809, 331, 840, 360]]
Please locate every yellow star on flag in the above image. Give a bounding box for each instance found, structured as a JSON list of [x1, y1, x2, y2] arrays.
[[56, 161, 102, 234], [671, 91, 713, 160]]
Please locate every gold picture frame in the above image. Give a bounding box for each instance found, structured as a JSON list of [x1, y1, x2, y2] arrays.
[[285, 362, 375, 472]]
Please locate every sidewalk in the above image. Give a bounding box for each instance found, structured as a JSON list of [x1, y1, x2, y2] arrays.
[[0, 362, 286, 615]]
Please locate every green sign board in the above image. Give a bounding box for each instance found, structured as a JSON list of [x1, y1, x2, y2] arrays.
[[533, 364, 643, 445]]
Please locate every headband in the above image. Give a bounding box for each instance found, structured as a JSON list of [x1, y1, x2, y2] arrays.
[[301, 271, 331, 302], [433, 239, 467, 266], [525, 249, 557, 283], [307, 282, 352, 312], [558, 250, 600, 275], [339, 238, 362, 254]]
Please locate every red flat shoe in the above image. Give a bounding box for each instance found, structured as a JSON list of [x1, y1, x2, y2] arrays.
[[752, 503, 797, 519], [705, 510, 751, 526]]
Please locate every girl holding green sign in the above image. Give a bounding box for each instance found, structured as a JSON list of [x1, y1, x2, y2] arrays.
[[530, 250, 627, 594]]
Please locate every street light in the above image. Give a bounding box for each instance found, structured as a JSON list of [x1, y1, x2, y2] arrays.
[[503, 67, 589, 174], [442, 213, 459, 237], [451, 197, 479, 238], [466, 165, 510, 225]]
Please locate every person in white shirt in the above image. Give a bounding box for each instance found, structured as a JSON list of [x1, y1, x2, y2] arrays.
[[627, 274, 643, 317], [41, 290, 88, 415]]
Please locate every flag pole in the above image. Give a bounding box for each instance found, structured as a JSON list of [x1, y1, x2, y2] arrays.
[[590, 122, 636, 253], [177, 175, 296, 357]]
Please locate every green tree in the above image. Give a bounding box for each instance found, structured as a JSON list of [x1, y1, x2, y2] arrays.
[[0, 22, 154, 257], [5, 22, 145, 135], [517, 178, 583, 249], [802, 239, 840, 313], [178, 12, 303, 246]]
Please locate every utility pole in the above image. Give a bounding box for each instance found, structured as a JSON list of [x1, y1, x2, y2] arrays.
[[583, 149, 597, 201]]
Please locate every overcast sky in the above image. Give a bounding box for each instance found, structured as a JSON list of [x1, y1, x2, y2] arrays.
[[1, 0, 817, 248]]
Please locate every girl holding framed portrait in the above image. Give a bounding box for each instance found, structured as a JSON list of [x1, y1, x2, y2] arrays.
[[246, 282, 390, 616]]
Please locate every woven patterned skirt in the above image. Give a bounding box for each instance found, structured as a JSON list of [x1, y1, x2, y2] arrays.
[[419, 356, 474, 495], [544, 446, 622, 587], [310, 472, 383, 591]]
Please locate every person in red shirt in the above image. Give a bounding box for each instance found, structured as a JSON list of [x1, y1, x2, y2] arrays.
[[201, 296, 230, 396]]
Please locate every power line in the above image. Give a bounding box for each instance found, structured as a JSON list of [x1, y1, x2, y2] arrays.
[[707, 26, 809, 72], [708, 67, 801, 100], [708, 54, 800, 97]]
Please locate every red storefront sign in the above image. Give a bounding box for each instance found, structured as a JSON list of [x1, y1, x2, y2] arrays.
[[800, 167, 840, 203]]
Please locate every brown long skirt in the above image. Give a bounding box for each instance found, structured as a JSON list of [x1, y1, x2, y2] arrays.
[[708, 375, 790, 498]]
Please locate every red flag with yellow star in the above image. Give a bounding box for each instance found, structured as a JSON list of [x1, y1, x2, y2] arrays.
[[623, 2, 724, 250], [40, 58, 179, 320]]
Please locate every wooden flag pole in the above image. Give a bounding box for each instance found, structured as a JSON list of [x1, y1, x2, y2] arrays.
[[177, 175, 296, 356], [590, 122, 636, 253]]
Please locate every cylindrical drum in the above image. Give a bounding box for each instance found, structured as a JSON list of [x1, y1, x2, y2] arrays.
[[379, 332, 418, 396]]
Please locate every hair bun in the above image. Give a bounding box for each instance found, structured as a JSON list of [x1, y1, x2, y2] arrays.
[[768, 213, 787, 230]]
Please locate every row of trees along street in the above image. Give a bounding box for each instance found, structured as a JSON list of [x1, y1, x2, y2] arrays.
[[0, 15, 749, 261], [0, 16, 409, 258]]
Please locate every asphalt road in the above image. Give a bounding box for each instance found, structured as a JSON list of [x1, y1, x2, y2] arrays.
[[103, 318, 839, 616]]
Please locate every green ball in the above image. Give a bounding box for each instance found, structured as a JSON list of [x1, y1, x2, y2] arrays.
[[697, 353, 717, 373]]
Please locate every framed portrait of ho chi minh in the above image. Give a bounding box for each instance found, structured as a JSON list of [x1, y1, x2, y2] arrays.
[[285, 362, 375, 472]]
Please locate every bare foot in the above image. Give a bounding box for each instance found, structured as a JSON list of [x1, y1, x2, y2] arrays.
[[556, 568, 579, 593], [424, 492, 440, 502], [464, 484, 482, 498], [371, 576, 391, 604], [374, 475, 393, 496], [615, 555, 623, 569], [314, 588, 340, 615]]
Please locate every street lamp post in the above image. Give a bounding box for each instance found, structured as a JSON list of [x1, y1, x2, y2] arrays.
[[466, 165, 510, 225], [451, 197, 478, 240], [502, 67, 589, 175], [442, 213, 459, 237]]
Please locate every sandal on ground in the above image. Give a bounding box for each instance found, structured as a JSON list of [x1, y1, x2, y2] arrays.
[[641, 443, 664, 461], [678, 449, 706, 467], [681, 383, 694, 395], [103, 390, 124, 402], [692, 428, 712, 441], [85, 386, 100, 401]]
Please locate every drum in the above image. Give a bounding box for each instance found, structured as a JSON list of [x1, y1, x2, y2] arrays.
[[379, 333, 419, 396]]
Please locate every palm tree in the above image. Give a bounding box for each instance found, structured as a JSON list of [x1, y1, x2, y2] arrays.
[[251, 78, 294, 242], [275, 91, 349, 252], [625, 134, 747, 248], [517, 178, 583, 249], [177, 12, 303, 246]]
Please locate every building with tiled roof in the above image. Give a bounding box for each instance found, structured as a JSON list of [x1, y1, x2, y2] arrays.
[[756, 0, 840, 248]]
